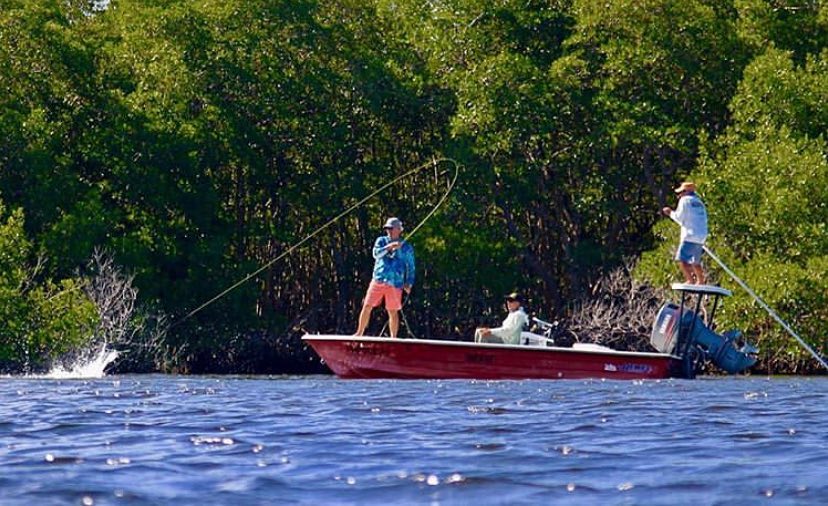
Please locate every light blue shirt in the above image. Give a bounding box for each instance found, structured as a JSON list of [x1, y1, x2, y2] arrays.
[[372, 236, 415, 289]]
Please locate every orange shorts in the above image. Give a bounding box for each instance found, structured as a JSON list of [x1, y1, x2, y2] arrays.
[[364, 280, 403, 311]]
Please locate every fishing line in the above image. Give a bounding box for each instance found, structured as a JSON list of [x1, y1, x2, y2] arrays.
[[172, 158, 460, 329]]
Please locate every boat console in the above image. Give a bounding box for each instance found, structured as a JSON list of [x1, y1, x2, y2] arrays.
[[519, 331, 552, 347], [650, 284, 757, 378]]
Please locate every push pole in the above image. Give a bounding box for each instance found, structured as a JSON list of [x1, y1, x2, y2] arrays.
[[703, 245, 828, 371]]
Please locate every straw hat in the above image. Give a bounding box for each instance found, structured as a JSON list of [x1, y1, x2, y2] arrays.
[[674, 181, 697, 193]]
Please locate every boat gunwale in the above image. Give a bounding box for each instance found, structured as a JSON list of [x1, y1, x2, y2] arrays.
[[302, 334, 680, 360]]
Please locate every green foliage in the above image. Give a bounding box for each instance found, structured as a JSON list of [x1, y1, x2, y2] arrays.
[[573, 0, 747, 140], [735, 0, 828, 60], [730, 47, 828, 138], [0, 0, 825, 373], [0, 203, 98, 369], [702, 129, 828, 260]]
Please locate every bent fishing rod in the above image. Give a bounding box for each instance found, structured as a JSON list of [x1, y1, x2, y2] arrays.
[[172, 157, 460, 329]]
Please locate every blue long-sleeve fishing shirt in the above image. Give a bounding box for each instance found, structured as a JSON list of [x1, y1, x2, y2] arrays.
[[371, 236, 415, 289]]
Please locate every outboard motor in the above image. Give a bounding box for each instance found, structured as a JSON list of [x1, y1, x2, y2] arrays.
[[651, 285, 758, 378], [687, 320, 757, 373], [651, 302, 681, 355]]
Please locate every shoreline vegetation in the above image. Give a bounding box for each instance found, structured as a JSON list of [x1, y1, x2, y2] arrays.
[[1, 0, 826, 375]]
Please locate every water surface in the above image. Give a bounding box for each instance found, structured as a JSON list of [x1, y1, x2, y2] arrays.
[[2, 376, 826, 505]]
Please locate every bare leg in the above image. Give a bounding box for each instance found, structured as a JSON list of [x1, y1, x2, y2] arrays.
[[387, 309, 400, 338], [692, 265, 706, 285], [355, 304, 373, 336], [678, 261, 694, 284]]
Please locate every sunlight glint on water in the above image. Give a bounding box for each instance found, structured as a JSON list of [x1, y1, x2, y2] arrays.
[[1, 376, 826, 504]]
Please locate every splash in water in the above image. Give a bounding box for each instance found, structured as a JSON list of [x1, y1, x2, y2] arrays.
[[43, 344, 120, 379]]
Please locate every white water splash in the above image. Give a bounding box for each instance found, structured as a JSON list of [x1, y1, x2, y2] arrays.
[[43, 345, 120, 379]]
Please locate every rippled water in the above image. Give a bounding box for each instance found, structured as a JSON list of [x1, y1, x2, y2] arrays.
[[2, 375, 827, 505]]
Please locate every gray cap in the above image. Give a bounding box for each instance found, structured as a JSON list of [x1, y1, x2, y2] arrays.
[[383, 217, 403, 230]]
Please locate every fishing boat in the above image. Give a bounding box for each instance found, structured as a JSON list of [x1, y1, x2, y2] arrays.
[[303, 284, 757, 380]]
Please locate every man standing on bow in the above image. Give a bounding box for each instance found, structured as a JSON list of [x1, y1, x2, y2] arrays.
[[355, 217, 416, 338], [662, 181, 708, 285]]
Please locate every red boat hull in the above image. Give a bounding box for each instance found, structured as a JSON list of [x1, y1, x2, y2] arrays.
[[303, 335, 680, 380]]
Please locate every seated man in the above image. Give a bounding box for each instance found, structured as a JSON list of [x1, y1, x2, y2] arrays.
[[475, 292, 529, 345]]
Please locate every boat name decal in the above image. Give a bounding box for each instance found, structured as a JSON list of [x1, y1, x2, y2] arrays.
[[344, 342, 384, 356], [604, 363, 654, 374]]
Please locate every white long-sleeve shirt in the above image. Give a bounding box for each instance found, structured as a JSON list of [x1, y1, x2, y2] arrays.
[[489, 308, 529, 345], [670, 193, 708, 244]]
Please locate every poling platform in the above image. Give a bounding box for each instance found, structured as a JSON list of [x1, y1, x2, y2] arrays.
[[670, 283, 732, 297]]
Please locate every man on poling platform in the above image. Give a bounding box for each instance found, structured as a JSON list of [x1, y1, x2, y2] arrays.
[[355, 217, 416, 338], [474, 292, 529, 345], [662, 181, 708, 285]]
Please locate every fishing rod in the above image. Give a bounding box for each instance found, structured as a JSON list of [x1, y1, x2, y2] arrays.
[[172, 157, 460, 329], [703, 245, 828, 371], [378, 158, 460, 338]]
